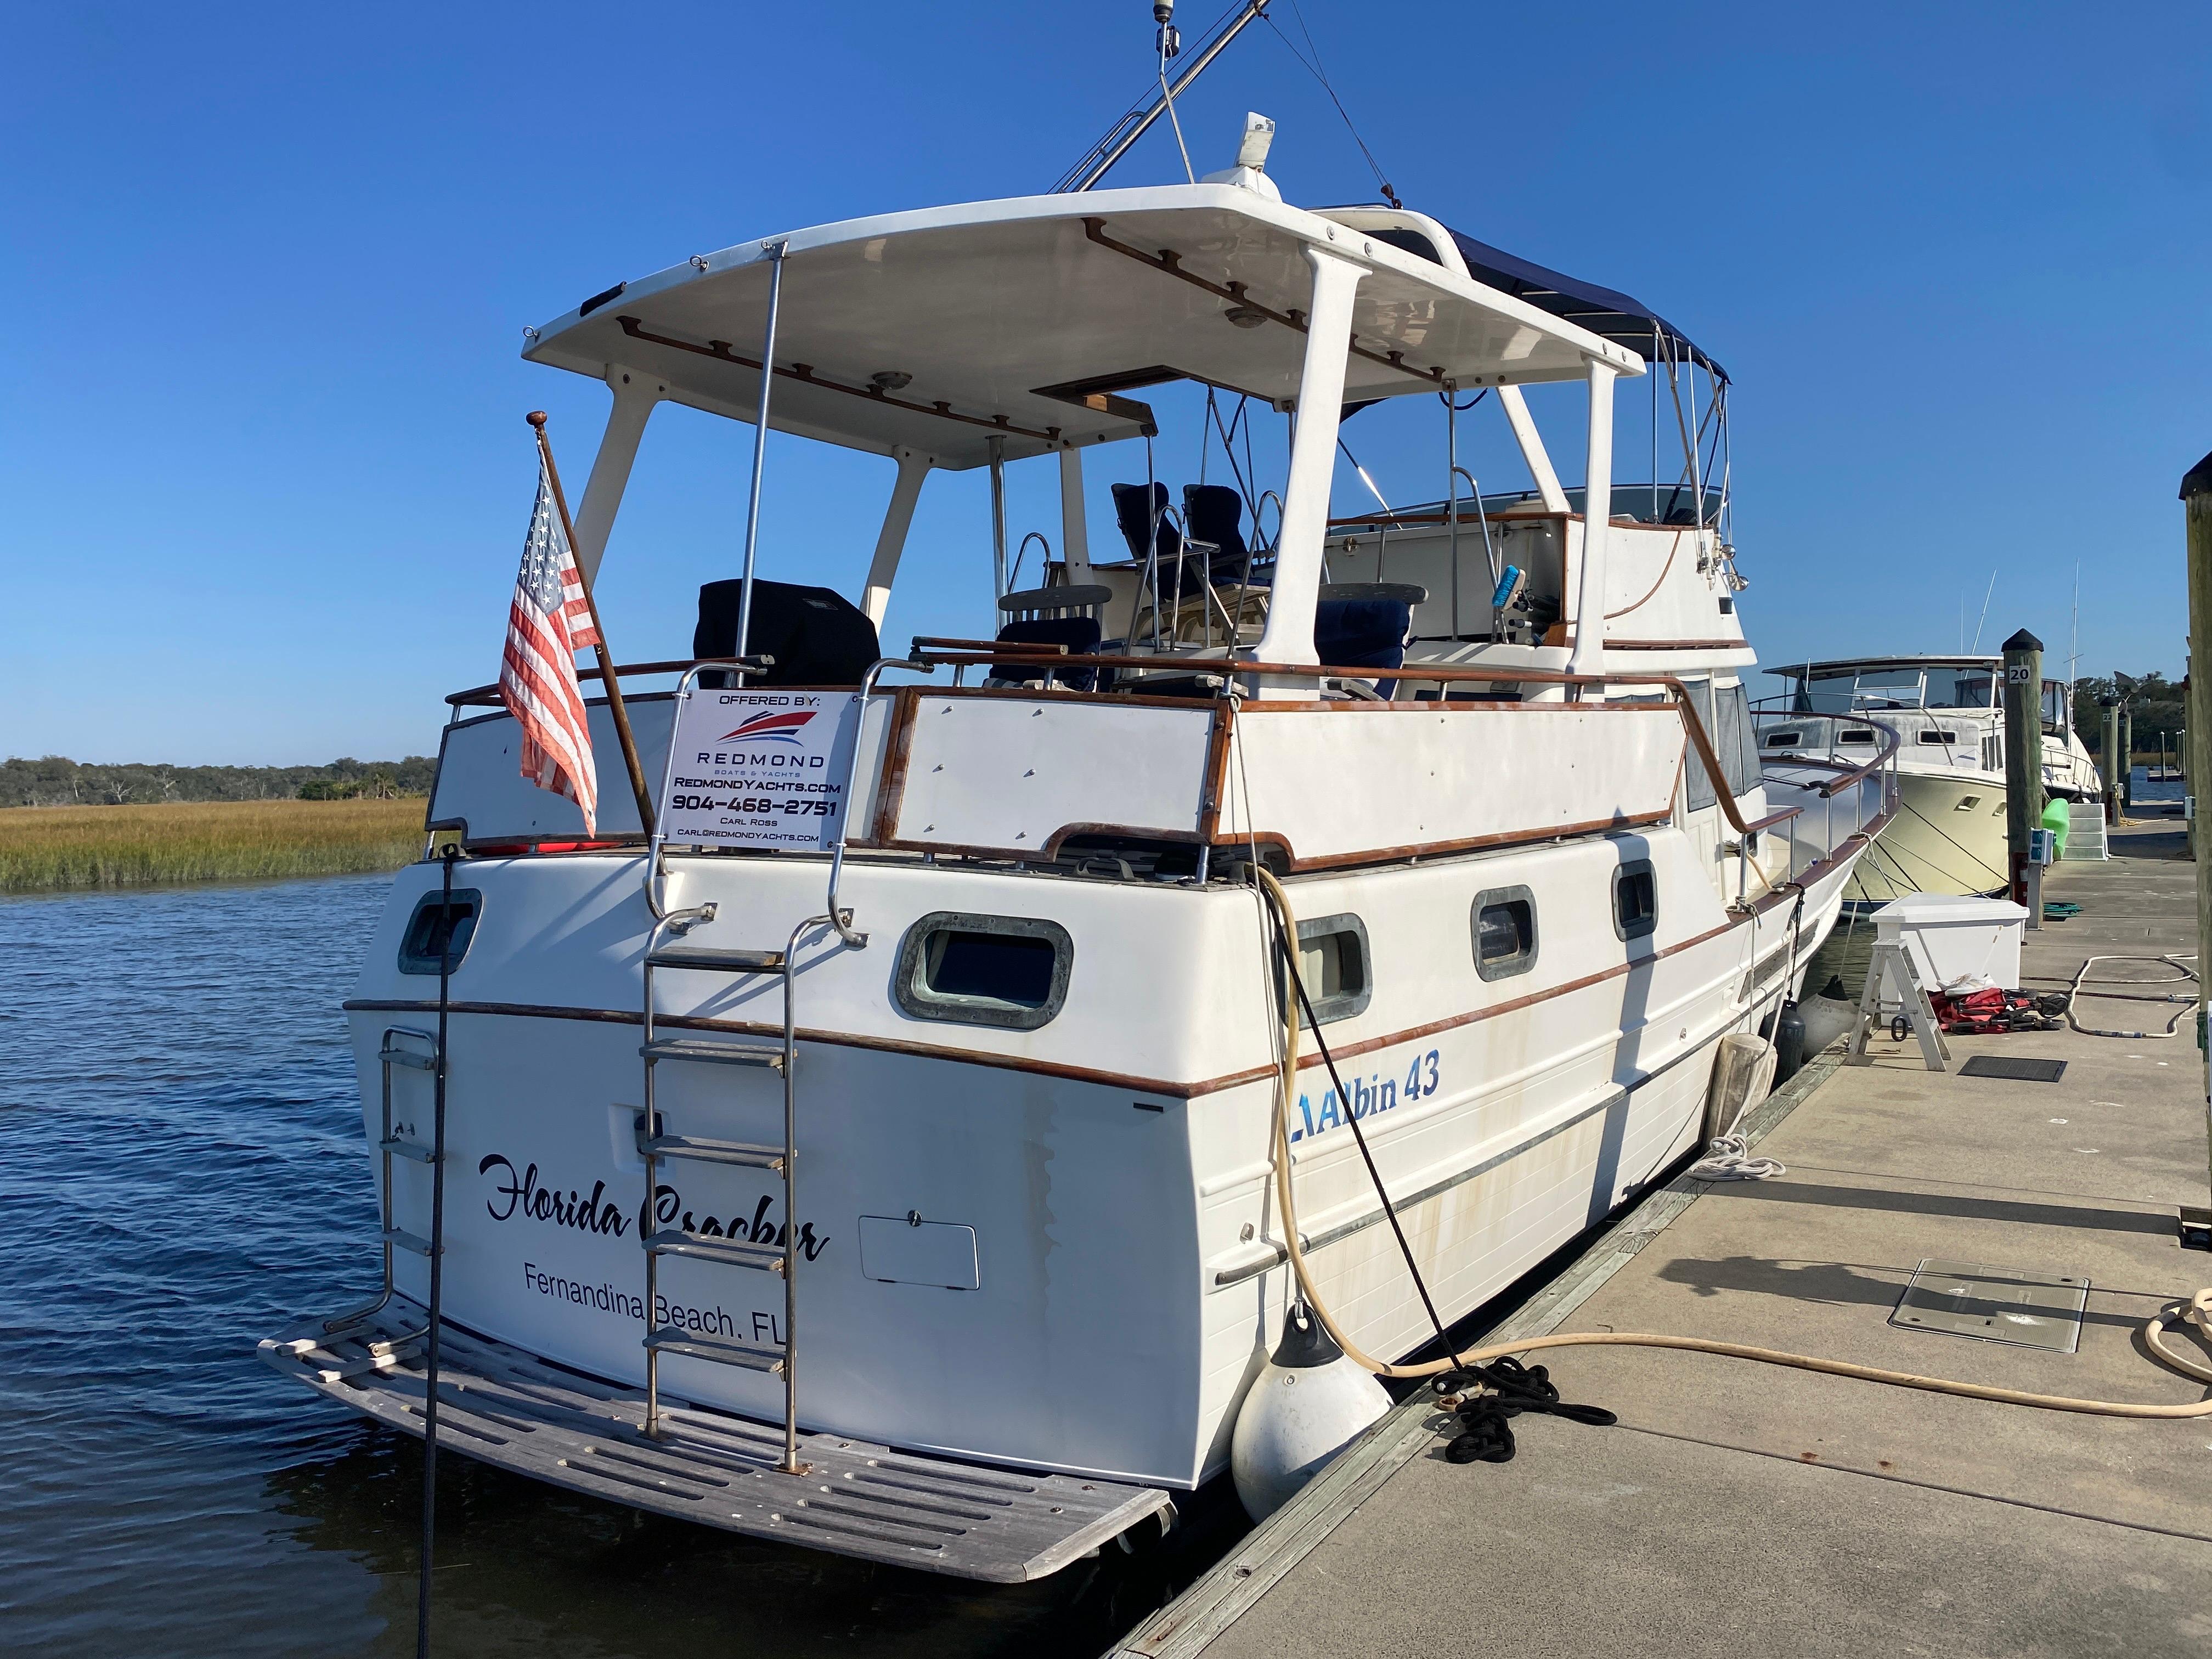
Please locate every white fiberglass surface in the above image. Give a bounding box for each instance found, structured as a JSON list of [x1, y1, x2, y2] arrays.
[[523, 188, 1637, 469]]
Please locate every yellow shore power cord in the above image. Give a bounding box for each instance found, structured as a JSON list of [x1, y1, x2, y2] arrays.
[[1250, 866, 2212, 1415]]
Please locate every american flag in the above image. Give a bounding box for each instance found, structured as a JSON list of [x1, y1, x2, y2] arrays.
[[499, 454, 601, 833]]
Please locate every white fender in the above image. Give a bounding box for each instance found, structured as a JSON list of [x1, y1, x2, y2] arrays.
[[1230, 1300, 1390, 1522]]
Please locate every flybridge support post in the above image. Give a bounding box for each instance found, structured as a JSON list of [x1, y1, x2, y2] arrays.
[[1497, 385, 1569, 514], [1252, 247, 1365, 668], [862, 447, 930, 629], [2002, 629, 2046, 916], [1566, 360, 1619, 688], [2181, 447, 2212, 1247], [570, 374, 659, 584], [989, 436, 1008, 602], [1059, 445, 1093, 580]]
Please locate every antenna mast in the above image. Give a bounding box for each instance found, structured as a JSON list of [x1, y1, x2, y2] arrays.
[[1053, 1, 1273, 194]]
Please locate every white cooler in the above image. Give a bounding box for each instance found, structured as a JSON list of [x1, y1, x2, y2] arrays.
[[1871, 893, 2030, 1008]]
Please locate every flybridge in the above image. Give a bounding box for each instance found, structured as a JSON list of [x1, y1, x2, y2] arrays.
[[522, 187, 1646, 470]]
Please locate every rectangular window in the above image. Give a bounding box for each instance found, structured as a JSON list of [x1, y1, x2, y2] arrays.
[[1684, 680, 1716, 811], [1612, 859, 1657, 942], [1917, 730, 1959, 745], [1764, 731, 1802, 749], [1472, 885, 1537, 981], [1712, 681, 1761, 798], [1838, 729, 1876, 747], [1279, 912, 1372, 1027], [894, 913, 1073, 1030], [398, 889, 481, 975]]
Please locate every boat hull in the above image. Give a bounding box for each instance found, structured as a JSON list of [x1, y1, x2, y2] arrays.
[[328, 822, 1859, 1493], [1847, 768, 2007, 904]]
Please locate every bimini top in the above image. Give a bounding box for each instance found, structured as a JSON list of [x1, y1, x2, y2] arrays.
[[522, 184, 1645, 471], [1441, 228, 1725, 385]]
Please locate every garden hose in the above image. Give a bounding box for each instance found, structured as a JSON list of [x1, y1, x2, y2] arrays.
[[1250, 866, 2212, 1417]]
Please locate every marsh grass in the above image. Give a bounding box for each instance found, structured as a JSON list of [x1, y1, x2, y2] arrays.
[[0, 798, 429, 893]]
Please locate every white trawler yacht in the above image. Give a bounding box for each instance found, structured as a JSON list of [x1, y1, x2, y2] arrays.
[[262, 111, 1894, 1580], [1755, 655, 2100, 904]]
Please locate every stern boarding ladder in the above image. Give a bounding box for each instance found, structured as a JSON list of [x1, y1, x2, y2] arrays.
[[634, 656, 927, 1474]]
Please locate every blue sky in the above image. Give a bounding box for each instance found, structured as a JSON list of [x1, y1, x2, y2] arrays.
[[4, 2, 2206, 765]]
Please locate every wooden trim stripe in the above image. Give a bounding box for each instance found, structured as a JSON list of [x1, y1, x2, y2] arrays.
[[339, 909, 1746, 1104]]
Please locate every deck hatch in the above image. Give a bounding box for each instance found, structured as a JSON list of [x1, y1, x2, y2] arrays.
[[1957, 1056, 2068, 1084], [1889, 1258, 2088, 1352]]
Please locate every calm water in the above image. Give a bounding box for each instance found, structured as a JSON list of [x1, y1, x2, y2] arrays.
[[0, 873, 1229, 1657]]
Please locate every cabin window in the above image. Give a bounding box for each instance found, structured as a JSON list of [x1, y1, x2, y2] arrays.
[[1917, 730, 1959, 745], [1714, 683, 1761, 798], [1612, 859, 1658, 943], [894, 912, 1073, 1030], [1279, 912, 1372, 1028], [1765, 731, 1802, 749], [398, 888, 482, 975], [1838, 729, 1876, 747], [1955, 795, 1983, 812], [1471, 886, 1538, 981], [1683, 680, 1717, 811]]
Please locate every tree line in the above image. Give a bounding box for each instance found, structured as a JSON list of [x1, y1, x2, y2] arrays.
[[2069, 672, 2186, 758], [1, 754, 437, 808]]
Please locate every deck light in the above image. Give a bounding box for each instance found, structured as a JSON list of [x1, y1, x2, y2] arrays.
[[1223, 306, 1267, 328], [871, 370, 913, 392]]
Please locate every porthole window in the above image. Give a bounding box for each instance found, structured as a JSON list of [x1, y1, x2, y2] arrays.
[[893, 912, 1073, 1030], [1838, 729, 1876, 747], [1954, 794, 1982, 812], [1278, 912, 1371, 1028], [1471, 885, 1537, 981], [1917, 730, 1959, 745], [1612, 859, 1657, 943], [398, 888, 482, 975], [1764, 731, 1802, 749]]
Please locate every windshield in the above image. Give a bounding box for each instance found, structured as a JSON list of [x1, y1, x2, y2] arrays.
[[1784, 664, 1997, 713]]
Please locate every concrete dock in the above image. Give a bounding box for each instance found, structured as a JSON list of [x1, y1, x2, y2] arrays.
[[1119, 816, 2212, 1659]]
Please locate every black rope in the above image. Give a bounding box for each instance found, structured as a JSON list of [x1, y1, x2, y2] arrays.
[[416, 843, 459, 1658], [1441, 388, 1491, 414], [1268, 899, 1459, 1366], [1265, 1, 1400, 207], [1431, 1356, 1617, 1464]]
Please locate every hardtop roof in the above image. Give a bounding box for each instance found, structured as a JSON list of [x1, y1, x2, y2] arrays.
[[522, 184, 1645, 471]]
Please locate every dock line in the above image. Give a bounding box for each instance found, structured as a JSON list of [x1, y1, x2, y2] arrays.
[[1254, 868, 2212, 1416]]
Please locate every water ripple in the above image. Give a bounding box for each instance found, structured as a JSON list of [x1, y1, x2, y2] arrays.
[[0, 872, 1229, 1656]]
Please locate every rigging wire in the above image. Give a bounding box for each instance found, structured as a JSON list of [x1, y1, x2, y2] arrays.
[[1264, 0, 1401, 207]]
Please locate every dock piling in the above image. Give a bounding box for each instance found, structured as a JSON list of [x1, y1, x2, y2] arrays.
[[2181, 447, 2212, 1242], [2002, 629, 2045, 912], [2103, 699, 2122, 827]]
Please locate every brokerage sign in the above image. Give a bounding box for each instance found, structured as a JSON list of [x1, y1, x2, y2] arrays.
[[662, 689, 862, 850]]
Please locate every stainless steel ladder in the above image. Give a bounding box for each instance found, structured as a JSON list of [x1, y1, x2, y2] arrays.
[[633, 657, 931, 1474], [639, 926, 810, 1473], [278, 1026, 442, 1379]]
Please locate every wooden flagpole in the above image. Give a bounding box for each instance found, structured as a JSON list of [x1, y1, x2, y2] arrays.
[[528, 411, 656, 836]]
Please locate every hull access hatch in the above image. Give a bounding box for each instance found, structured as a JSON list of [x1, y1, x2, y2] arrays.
[[258, 1304, 1174, 1582]]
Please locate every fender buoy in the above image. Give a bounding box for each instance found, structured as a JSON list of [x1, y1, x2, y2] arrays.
[[1230, 1299, 1390, 1522]]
